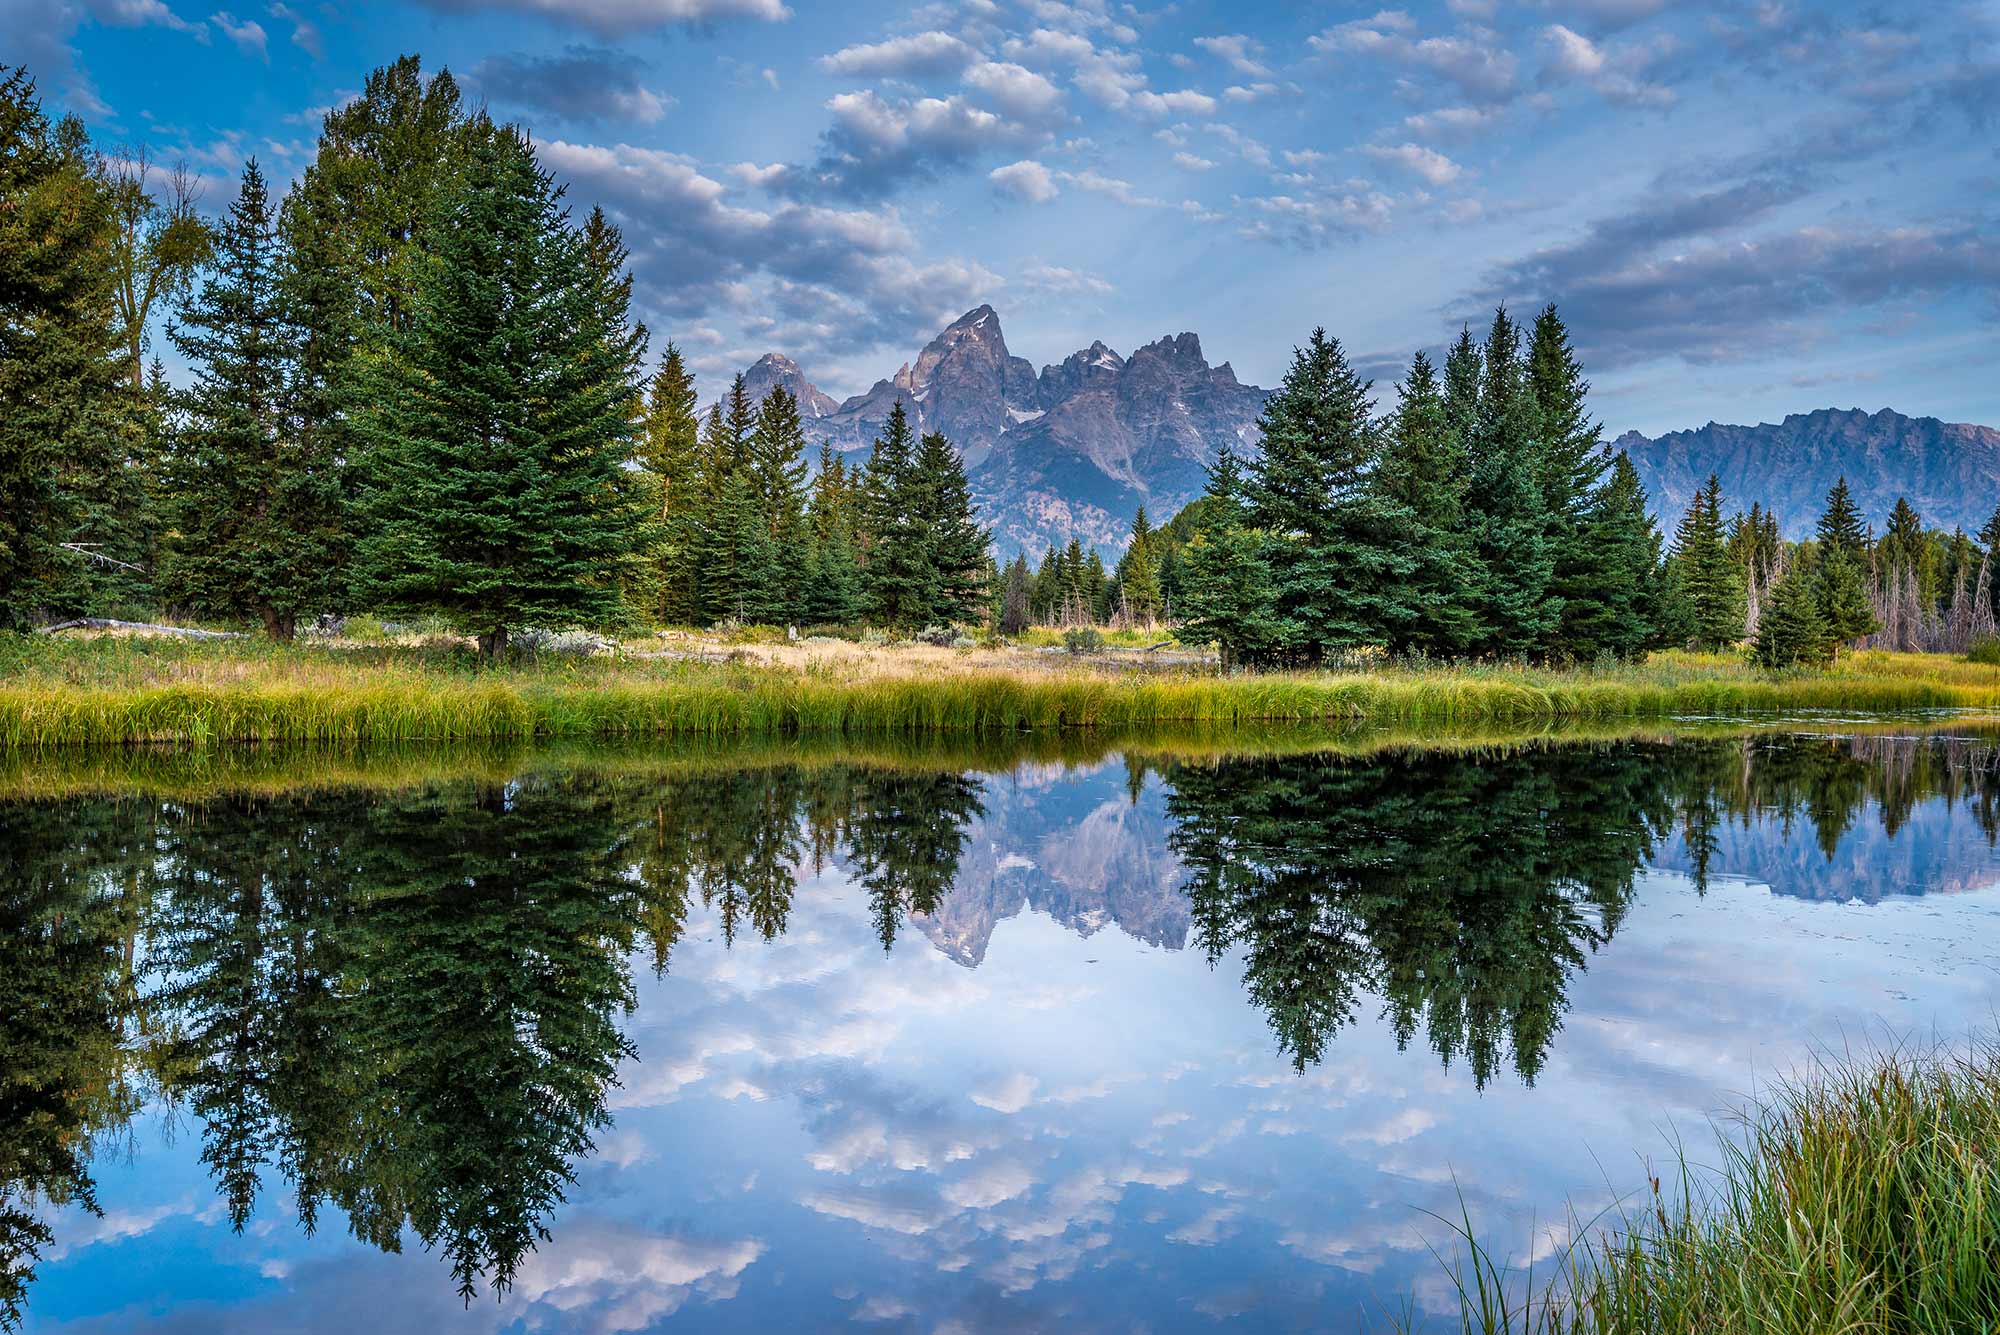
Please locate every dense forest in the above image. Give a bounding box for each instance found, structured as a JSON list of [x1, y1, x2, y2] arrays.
[[4, 55, 1997, 667]]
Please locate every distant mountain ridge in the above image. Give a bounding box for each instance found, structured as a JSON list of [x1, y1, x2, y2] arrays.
[[718, 312, 1998, 555], [1617, 408, 2000, 537], [718, 305, 1269, 555]]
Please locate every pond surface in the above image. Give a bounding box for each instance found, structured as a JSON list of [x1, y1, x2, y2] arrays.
[[4, 725, 2000, 1332]]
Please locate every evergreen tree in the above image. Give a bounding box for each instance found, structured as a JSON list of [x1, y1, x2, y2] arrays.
[[1241, 327, 1413, 660], [750, 386, 809, 621], [1113, 505, 1163, 624], [1668, 474, 1745, 651], [637, 343, 702, 624], [1813, 479, 1880, 653], [1375, 349, 1480, 656], [723, 373, 755, 473], [1565, 453, 1663, 660], [858, 402, 928, 627], [1463, 307, 1559, 657], [909, 430, 989, 626], [803, 444, 864, 625], [0, 70, 129, 628], [711, 471, 783, 623], [1180, 448, 1285, 667], [999, 554, 1032, 635], [1754, 560, 1832, 669], [350, 129, 647, 658], [1527, 305, 1616, 659], [158, 161, 339, 639]]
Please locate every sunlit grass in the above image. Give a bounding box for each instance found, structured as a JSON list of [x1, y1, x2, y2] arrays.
[[1404, 1037, 2000, 1335], [2, 633, 1998, 747]]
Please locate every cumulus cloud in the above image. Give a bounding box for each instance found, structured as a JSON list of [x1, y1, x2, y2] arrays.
[[1540, 24, 1676, 106], [989, 158, 1059, 202], [963, 60, 1065, 120], [793, 88, 1045, 198], [1172, 151, 1216, 171], [819, 30, 978, 78], [1022, 264, 1113, 295], [1239, 186, 1396, 248], [1310, 12, 1519, 103], [471, 46, 673, 125], [970, 1072, 1039, 1113], [1365, 141, 1464, 185]]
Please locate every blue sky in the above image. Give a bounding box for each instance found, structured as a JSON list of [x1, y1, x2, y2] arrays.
[[14, 0, 2000, 436]]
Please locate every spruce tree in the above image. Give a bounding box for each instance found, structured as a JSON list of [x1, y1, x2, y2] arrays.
[[858, 401, 927, 627], [1375, 349, 1479, 656], [1668, 474, 1745, 651], [1180, 447, 1284, 667], [1464, 307, 1559, 658], [751, 386, 809, 622], [1753, 561, 1832, 669], [1113, 505, 1163, 624], [158, 160, 339, 639], [1565, 453, 1663, 660], [1527, 305, 1615, 659], [637, 343, 702, 624], [723, 373, 755, 473], [909, 430, 989, 627], [350, 129, 648, 658], [0, 70, 128, 628], [1241, 327, 1412, 660], [712, 471, 783, 623], [1813, 478, 1880, 653]]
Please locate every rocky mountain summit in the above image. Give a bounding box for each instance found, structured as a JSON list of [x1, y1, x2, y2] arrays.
[[720, 305, 1269, 555], [1617, 408, 2000, 536]]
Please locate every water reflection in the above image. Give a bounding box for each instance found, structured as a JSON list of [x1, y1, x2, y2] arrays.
[[1, 726, 1996, 1329]]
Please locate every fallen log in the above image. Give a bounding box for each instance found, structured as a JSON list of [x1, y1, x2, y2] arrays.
[[35, 618, 246, 640]]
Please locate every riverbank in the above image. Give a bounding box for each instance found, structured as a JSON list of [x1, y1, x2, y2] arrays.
[[3, 631, 1999, 746], [1412, 1037, 2000, 1334]]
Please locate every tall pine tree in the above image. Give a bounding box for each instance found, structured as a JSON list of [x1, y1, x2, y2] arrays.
[[159, 160, 340, 639], [637, 343, 702, 624], [351, 129, 647, 657], [1667, 474, 1745, 651], [909, 430, 989, 627], [1374, 348, 1479, 656], [1463, 307, 1559, 658], [1527, 305, 1615, 660]]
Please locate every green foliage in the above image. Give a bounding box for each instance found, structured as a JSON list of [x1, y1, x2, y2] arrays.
[[0, 68, 130, 629], [1968, 638, 2000, 666], [1376, 348, 1480, 656], [157, 161, 342, 639], [1668, 474, 1745, 651], [1465, 307, 1561, 656], [349, 129, 648, 657], [637, 344, 702, 623], [910, 429, 989, 626], [1753, 560, 1832, 669]]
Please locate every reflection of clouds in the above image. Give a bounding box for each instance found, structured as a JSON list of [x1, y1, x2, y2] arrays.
[[44, 1197, 193, 1260], [504, 1218, 763, 1333], [969, 1072, 1038, 1113], [1339, 1108, 1438, 1147]]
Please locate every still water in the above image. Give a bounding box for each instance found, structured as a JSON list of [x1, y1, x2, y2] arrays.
[[4, 725, 1999, 1332]]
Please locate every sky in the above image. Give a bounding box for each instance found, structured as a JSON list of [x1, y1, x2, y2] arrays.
[[12, 0, 2000, 436]]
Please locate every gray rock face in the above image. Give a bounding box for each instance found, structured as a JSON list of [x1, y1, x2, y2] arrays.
[[1617, 408, 2000, 536], [735, 352, 840, 420], [720, 307, 1270, 556]]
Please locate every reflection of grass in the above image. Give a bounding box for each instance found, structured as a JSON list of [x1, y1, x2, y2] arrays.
[[4, 633, 2000, 747], [1406, 1038, 2000, 1335]]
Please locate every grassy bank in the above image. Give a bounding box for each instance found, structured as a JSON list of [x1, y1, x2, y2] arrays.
[[1413, 1039, 2000, 1335], [3, 632, 1999, 747]]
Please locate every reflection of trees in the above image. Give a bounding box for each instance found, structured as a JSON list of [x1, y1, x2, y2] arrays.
[[0, 799, 151, 1332], [1164, 733, 2000, 1086], [1166, 747, 1674, 1086]]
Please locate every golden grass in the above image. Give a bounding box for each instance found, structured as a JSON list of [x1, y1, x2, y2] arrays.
[[3, 633, 1998, 748]]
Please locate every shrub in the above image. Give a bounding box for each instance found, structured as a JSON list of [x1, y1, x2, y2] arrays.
[[1969, 637, 2000, 666], [1063, 627, 1104, 655], [912, 624, 959, 647]]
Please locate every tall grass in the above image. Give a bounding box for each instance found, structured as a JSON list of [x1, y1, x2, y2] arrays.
[[1407, 1038, 2000, 1335], [3, 634, 1998, 747]]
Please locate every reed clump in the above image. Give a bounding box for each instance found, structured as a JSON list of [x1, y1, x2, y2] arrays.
[[3, 634, 1999, 747], [1411, 1038, 2000, 1335]]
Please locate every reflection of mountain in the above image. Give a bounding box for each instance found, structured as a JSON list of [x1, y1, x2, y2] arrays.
[[1650, 735, 2000, 902], [915, 768, 1187, 967]]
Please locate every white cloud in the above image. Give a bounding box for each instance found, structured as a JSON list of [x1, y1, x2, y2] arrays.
[[970, 1071, 1039, 1113], [1021, 263, 1112, 294], [819, 30, 978, 77], [1057, 167, 1164, 206], [1545, 23, 1606, 78], [1192, 34, 1272, 78], [989, 158, 1059, 202], [1172, 151, 1216, 171], [209, 10, 267, 57], [963, 60, 1066, 120], [266, 1, 320, 57], [1310, 13, 1519, 103], [418, 0, 790, 36], [1365, 141, 1465, 185]]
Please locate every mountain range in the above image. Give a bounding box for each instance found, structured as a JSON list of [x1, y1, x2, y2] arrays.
[[720, 308, 2000, 554]]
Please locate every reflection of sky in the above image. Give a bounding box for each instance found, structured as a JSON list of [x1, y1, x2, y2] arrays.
[[28, 758, 2000, 1333]]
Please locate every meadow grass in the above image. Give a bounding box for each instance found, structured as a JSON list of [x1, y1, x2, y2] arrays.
[[1405, 1038, 2000, 1335], [3, 632, 1998, 748]]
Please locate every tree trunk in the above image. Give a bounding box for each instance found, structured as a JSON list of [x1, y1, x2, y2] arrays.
[[259, 605, 296, 642], [479, 626, 508, 661]]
